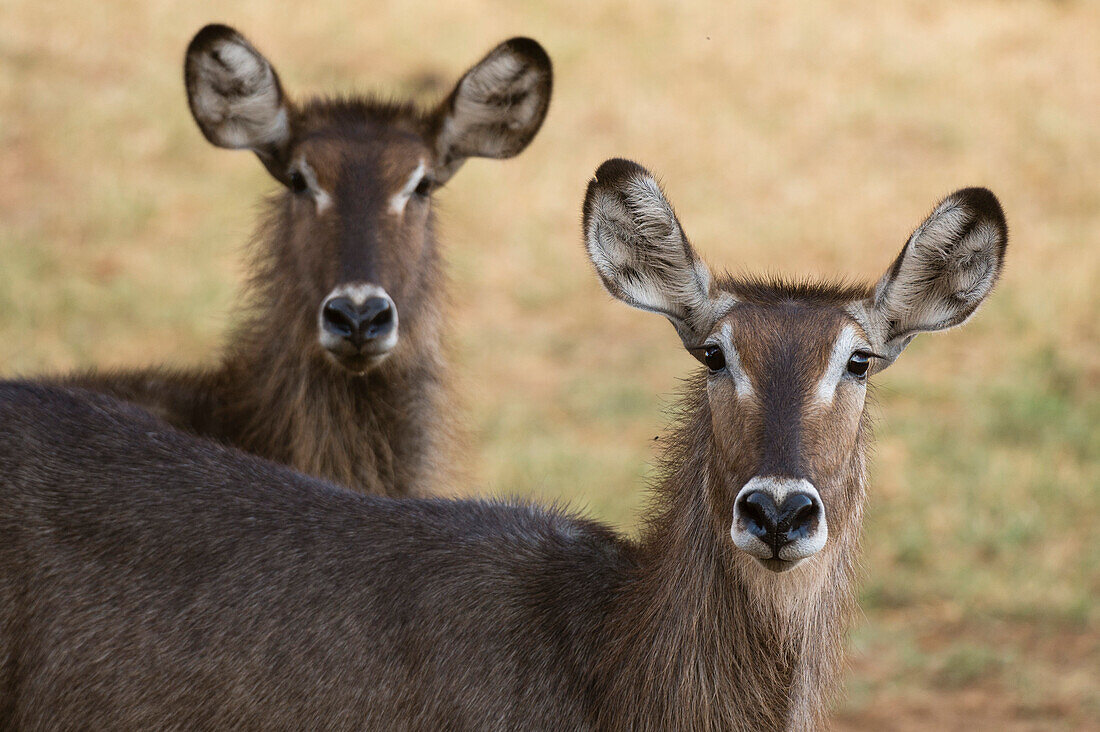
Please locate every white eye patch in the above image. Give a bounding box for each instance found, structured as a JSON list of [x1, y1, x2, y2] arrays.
[[714, 321, 754, 399], [293, 157, 332, 214], [389, 160, 427, 216], [813, 324, 869, 405]]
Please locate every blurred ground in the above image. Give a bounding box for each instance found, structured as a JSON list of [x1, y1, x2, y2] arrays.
[[1, 1, 1097, 727]]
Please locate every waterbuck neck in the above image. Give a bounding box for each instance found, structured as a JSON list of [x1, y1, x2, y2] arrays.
[[215, 195, 448, 495], [597, 381, 864, 731]]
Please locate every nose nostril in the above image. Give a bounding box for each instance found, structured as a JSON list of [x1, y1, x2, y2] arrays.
[[778, 493, 820, 541], [321, 298, 358, 337], [791, 503, 815, 526], [359, 297, 395, 338], [366, 305, 393, 332], [739, 491, 778, 539]]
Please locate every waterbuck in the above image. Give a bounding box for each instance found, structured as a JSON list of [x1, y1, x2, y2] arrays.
[[0, 159, 1007, 730], [61, 25, 552, 496]]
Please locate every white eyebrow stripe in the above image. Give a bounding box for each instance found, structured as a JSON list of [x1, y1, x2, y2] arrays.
[[813, 324, 863, 405], [295, 157, 332, 213], [717, 321, 754, 399], [389, 160, 426, 215]]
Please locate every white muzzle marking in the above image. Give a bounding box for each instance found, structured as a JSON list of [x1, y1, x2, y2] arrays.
[[730, 476, 828, 565], [318, 282, 399, 356]]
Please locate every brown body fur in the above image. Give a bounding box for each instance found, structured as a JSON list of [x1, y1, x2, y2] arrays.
[[0, 379, 854, 731]]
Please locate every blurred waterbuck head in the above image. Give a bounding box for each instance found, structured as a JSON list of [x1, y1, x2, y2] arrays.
[[584, 159, 1007, 578], [185, 25, 552, 374]]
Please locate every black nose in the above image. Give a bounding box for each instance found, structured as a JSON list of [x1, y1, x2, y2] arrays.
[[738, 490, 821, 552], [321, 296, 395, 348]]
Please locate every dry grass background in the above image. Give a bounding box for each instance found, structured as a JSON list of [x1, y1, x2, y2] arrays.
[[2, 0, 1097, 727]]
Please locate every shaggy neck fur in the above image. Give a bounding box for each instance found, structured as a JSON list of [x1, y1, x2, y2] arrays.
[[216, 195, 451, 497], [596, 379, 864, 731]]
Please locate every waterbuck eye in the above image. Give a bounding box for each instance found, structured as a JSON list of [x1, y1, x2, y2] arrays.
[[289, 171, 308, 195], [847, 352, 871, 378], [703, 345, 726, 373], [413, 176, 434, 197]]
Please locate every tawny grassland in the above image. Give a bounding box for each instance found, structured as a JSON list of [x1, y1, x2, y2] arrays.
[[1, 1, 1096, 727]]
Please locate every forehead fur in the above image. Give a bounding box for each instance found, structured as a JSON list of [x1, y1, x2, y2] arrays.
[[294, 95, 430, 138], [711, 277, 871, 375], [718, 274, 874, 307], [724, 301, 853, 361]]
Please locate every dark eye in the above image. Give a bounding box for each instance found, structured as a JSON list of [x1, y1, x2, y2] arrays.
[[289, 171, 308, 195], [413, 176, 434, 197], [847, 352, 871, 378], [703, 345, 726, 372]]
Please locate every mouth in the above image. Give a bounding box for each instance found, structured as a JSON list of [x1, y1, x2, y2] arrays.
[[328, 349, 391, 375], [755, 556, 803, 574]]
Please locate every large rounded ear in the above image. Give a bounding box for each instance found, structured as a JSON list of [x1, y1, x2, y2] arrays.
[[184, 25, 293, 182], [865, 187, 1008, 367], [582, 159, 724, 346], [429, 37, 552, 185]]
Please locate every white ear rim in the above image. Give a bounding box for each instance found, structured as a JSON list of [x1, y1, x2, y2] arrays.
[[583, 161, 723, 343], [432, 37, 552, 183], [867, 187, 1007, 364], [186, 26, 290, 154]]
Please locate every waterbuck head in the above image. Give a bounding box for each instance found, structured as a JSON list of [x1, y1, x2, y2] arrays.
[[184, 25, 552, 374], [584, 159, 1007, 576]]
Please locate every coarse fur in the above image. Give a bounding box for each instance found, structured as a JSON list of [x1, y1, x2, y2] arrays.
[[1, 159, 1007, 730], [53, 25, 553, 497], [0, 381, 850, 730]]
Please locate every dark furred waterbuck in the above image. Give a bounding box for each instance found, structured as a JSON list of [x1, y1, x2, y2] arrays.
[[0, 159, 1008, 730], [62, 25, 553, 497]]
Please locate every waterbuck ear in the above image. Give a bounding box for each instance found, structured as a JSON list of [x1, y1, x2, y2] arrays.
[[583, 159, 722, 345], [429, 37, 552, 185], [867, 187, 1008, 366], [185, 25, 292, 180]]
